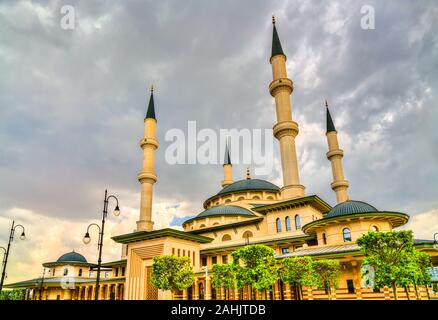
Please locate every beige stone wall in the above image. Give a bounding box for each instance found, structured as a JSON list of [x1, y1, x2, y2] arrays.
[[316, 219, 392, 245]]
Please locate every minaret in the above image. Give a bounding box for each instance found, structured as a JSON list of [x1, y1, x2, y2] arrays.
[[325, 100, 349, 203], [221, 142, 233, 187], [137, 85, 158, 231], [269, 16, 305, 199]]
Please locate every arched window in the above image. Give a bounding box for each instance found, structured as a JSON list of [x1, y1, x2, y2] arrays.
[[199, 224, 206, 228], [225, 199, 231, 203], [267, 196, 274, 200], [343, 228, 352, 242], [252, 196, 261, 200], [371, 225, 379, 232], [276, 218, 282, 233], [243, 230, 253, 245], [322, 233, 327, 245], [212, 222, 219, 226], [63, 268, 68, 276], [237, 197, 245, 201], [78, 269, 83, 277], [222, 234, 231, 241], [242, 231, 253, 239], [285, 216, 291, 231], [295, 215, 301, 230]]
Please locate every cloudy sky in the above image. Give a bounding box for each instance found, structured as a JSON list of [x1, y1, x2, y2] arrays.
[[1, 0, 437, 283]]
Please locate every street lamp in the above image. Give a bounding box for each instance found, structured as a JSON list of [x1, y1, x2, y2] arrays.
[[0, 221, 26, 292], [83, 189, 120, 300], [434, 232, 438, 249]]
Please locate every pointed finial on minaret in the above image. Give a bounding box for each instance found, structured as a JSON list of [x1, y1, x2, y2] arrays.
[[224, 139, 231, 165], [325, 99, 336, 133], [145, 84, 156, 120], [271, 15, 285, 60], [246, 167, 251, 180]]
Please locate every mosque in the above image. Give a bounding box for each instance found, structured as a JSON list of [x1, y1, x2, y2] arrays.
[[5, 18, 438, 300]]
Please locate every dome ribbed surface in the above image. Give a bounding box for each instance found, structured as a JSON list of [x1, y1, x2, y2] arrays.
[[217, 179, 280, 195], [325, 200, 378, 218], [57, 251, 87, 263], [195, 205, 256, 219]]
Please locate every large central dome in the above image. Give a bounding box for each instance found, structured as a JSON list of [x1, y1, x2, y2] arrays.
[[217, 179, 280, 196]]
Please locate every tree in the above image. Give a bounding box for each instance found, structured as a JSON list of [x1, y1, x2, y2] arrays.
[[280, 256, 318, 300], [357, 230, 432, 300], [151, 255, 194, 297], [0, 289, 27, 300], [211, 263, 238, 299], [232, 244, 278, 299], [313, 260, 340, 300]]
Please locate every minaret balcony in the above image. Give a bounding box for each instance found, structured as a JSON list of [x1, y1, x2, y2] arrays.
[[273, 120, 299, 139], [269, 78, 293, 96], [140, 137, 159, 149]]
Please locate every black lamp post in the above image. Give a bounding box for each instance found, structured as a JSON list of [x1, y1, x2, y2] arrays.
[[39, 267, 46, 300], [83, 189, 120, 300], [0, 220, 26, 292]]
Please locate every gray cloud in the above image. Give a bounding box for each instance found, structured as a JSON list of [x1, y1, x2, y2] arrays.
[[0, 0, 437, 233]]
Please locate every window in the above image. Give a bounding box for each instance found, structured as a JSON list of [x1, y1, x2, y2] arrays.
[[343, 228, 352, 242], [237, 197, 245, 201], [252, 196, 260, 200], [371, 225, 379, 232], [347, 280, 355, 294], [178, 249, 180, 256], [52, 269, 56, 277], [267, 196, 274, 200], [63, 268, 68, 276], [199, 224, 206, 228], [105, 272, 109, 278], [172, 248, 175, 255], [222, 255, 228, 264], [242, 231, 253, 239], [183, 250, 186, 256], [201, 257, 207, 267], [281, 247, 289, 254], [212, 256, 217, 265], [78, 269, 83, 277], [295, 215, 301, 230], [285, 216, 291, 231], [121, 267, 125, 277], [115, 268, 119, 277], [225, 199, 231, 203], [213, 222, 219, 225], [222, 234, 231, 241], [276, 218, 282, 233], [322, 233, 327, 245], [89, 271, 94, 277]]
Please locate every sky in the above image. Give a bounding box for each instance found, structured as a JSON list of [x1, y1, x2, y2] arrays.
[[1, 0, 437, 283]]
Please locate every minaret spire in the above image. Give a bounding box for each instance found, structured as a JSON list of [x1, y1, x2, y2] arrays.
[[137, 85, 158, 231], [325, 100, 349, 203], [145, 85, 156, 120], [271, 15, 285, 60], [269, 17, 305, 199], [326, 99, 336, 133], [221, 141, 233, 188]]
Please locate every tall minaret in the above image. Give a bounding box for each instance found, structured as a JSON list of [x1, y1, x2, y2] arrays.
[[269, 16, 305, 199], [137, 85, 158, 231], [325, 100, 349, 203], [221, 142, 233, 187]]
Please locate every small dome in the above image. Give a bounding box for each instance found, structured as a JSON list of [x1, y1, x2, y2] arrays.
[[183, 205, 256, 225], [325, 200, 378, 218], [217, 179, 280, 195], [57, 251, 87, 263]]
